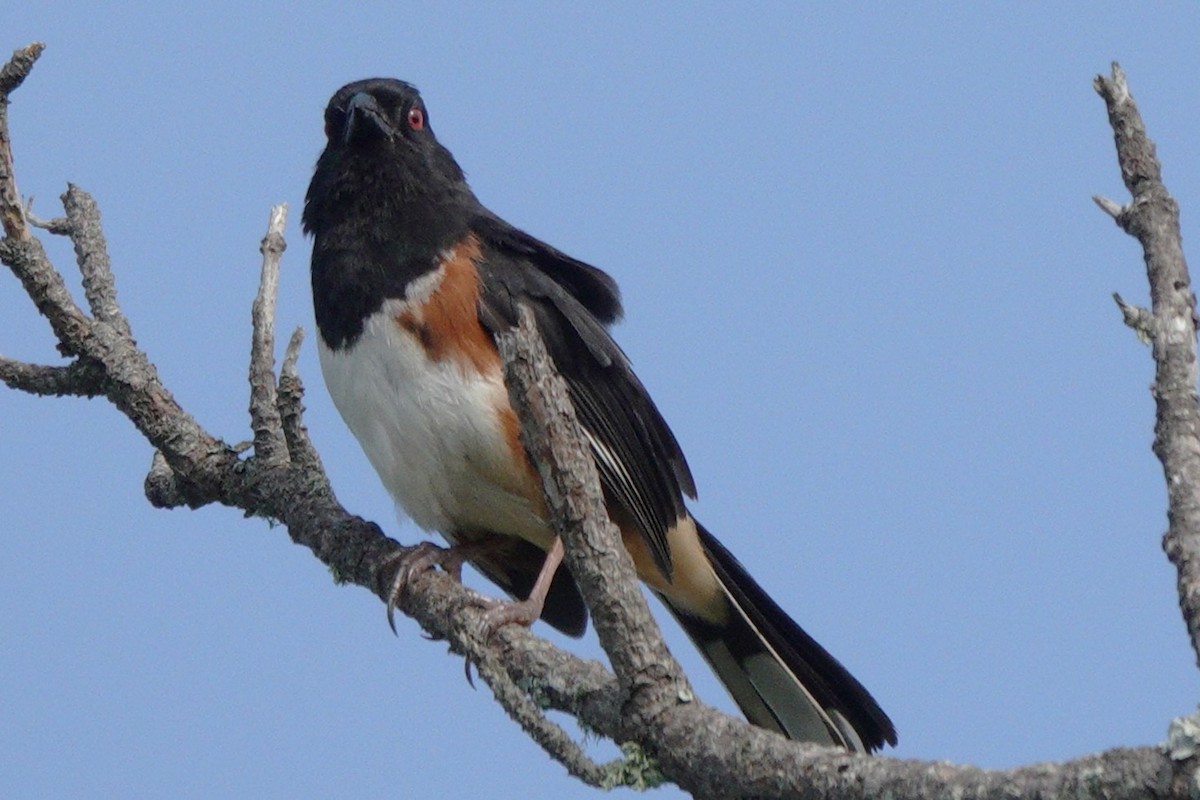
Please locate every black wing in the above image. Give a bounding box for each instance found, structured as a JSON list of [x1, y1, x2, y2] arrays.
[[473, 215, 695, 578], [473, 210, 624, 326]]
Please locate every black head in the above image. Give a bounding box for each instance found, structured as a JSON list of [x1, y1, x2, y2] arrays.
[[302, 78, 474, 240], [322, 78, 429, 149], [304, 78, 477, 349]]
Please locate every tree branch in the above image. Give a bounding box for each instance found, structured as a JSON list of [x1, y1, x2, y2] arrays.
[[63, 184, 131, 338], [1094, 63, 1200, 672], [249, 203, 289, 465], [498, 307, 694, 724], [493, 293, 1187, 798], [0, 355, 105, 396], [0, 42, 43, 242]]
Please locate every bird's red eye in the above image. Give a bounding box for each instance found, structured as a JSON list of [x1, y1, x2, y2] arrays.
[[407, 107, 425, 130]]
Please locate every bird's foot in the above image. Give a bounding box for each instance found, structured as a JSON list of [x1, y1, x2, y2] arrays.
[[476, 595, 546, 641], [381, 541, 470, 633], [474, 535, 563, 640]]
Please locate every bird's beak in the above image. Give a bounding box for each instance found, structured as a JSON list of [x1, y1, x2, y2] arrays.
[[343, 92, 390, 144]]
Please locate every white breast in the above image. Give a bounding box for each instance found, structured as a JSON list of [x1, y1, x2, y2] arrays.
[[318, 297, 551, 547]]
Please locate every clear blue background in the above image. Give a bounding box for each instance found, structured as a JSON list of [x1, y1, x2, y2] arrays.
[[3, 4, 1199, 798]]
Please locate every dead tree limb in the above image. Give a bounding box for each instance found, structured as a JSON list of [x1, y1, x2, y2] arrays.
[[1095, 63, 1200, 672]]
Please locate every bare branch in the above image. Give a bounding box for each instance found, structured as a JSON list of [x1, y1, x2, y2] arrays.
[[495, 306, 701, 780], [0, 238, 89, 357], [2, 205, 235, 508], [0, 355, 104, 396], [0, 42, 44, 96], [492, 305, 1186, 797], [0, 42, 44, 242], [497, 306, 693, 724], [249, 203, 288, 465], [1093, 193, 1126, 222], [1096, 62, 1200, 670], [280, 326, 304, 383], [27, 210, 70, 235], [471, 645, 608, 787], [63, 184, 131, 337], [276, 325, 321, 471], [1114, 292, 1154, 344]]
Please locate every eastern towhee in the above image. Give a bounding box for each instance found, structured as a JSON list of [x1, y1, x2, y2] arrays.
[[302, 78, 896, 752]]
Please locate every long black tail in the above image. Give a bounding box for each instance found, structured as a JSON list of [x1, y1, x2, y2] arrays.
[[663, 521, 896, 752]]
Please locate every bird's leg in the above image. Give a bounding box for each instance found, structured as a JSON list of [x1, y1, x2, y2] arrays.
[[479, 536, 565, 637]]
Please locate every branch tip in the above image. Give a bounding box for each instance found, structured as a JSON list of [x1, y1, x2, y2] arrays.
[[1112, 292, 1154, 344], [248, 204, 289, 465], [1093, 62, 1129, 104], [471, 648, 608, 786], [0, 42, 45, 97], [0, 356, 105, 397], [0, 45, 47, 241], [260, 202, 288, 256], [27, 211, 70, 235], [63, 184, 130, 335], [1168, 709, 1200, 761], [1093, 194, 1125, 221], [282, 326, 305, 378]]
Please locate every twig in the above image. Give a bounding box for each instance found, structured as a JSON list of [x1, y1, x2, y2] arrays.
[[1095, 62, 1200, 670], [1113, 292, 1153, 344], [27, 211, 70, 235], [0, 42, 44, 96], [63, 184, 130, 337], [1093, 194, 1126, 222], [276, 326, 322, 471], [471, 644, 608, 787], [0, 356, 105, 396], [249, 203, 288, 465], [0, 42, 44, 242]]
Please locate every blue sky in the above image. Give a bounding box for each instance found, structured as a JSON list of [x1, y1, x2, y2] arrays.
[[4, 4, 1200, 798]]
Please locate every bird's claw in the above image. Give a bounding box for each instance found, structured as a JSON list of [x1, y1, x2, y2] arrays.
[[380, 541, 468, 633]]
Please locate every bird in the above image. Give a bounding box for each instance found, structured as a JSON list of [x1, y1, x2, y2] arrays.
[[302, 77, 896, 753]]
